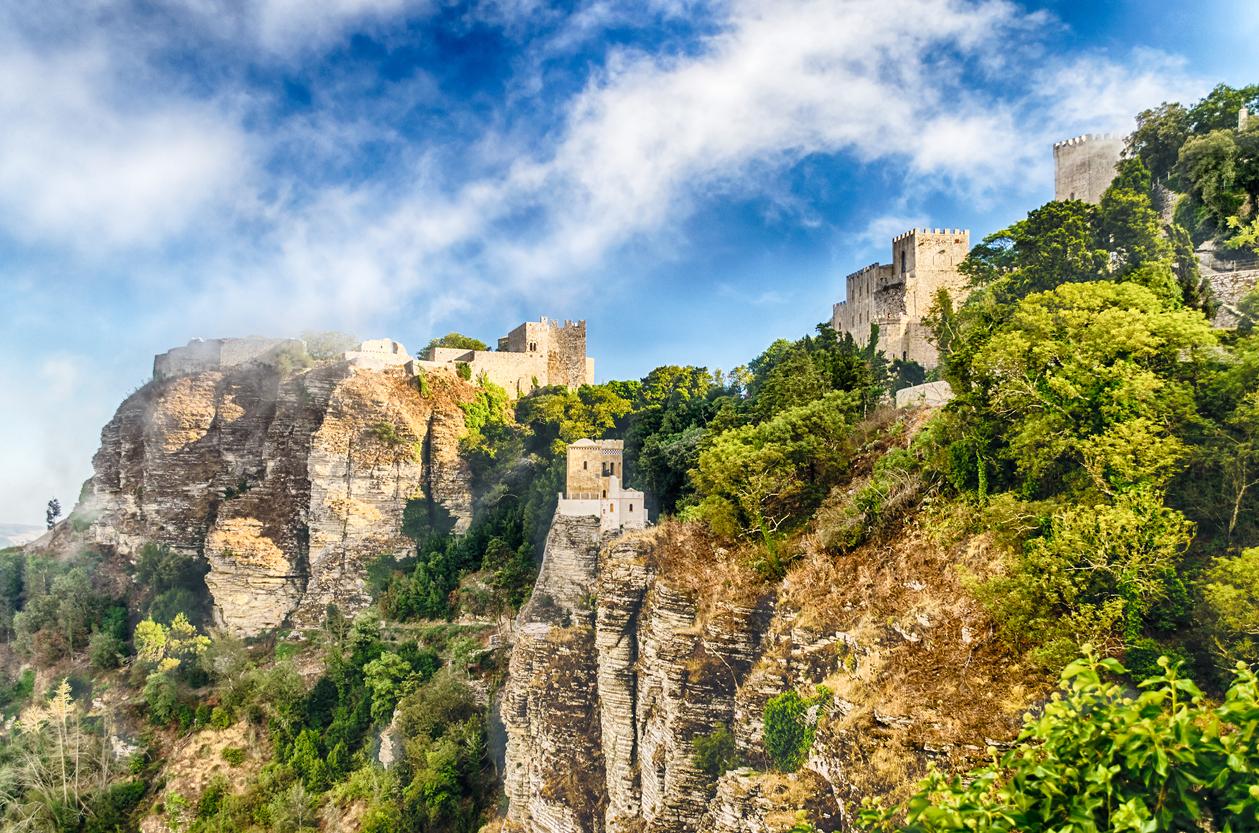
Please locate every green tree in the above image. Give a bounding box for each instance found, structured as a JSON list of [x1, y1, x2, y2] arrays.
[[363, 651, 418, 722], [1203, 547, 1259, 666], [424, 332, 489, 353], [859, 650, 1259, 833], [1128, 101, 1191, 183]]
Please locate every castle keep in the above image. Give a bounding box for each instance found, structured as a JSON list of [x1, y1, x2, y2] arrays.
[[412, 317, 595, 397], [831, 228, 970, 368], [1053, 133, 1124, 204], [557, 439, 646, 532]]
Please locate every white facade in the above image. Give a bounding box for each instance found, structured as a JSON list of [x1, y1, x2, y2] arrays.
[[556, 439, 647, 532]]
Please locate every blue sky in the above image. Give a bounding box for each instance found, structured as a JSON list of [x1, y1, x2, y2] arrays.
[[0, 0, 1255, 525]]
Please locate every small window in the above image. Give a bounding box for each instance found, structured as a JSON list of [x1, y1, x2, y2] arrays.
[[900, 250, 907, 273], [629, 504, 634, 512], [602, 489, 607, 498], [583, 461, 588, 470]]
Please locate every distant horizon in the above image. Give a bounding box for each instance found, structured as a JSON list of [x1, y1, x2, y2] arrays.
[[2, 0, 1257, 525]]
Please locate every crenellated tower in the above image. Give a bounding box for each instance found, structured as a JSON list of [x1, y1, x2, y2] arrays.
[[1053, 133, 1124, 204]]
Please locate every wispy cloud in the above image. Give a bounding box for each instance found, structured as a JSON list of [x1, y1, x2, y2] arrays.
[[0, 0, 1218, 522]]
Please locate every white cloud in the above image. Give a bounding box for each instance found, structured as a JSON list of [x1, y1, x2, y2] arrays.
[[253, 0, 434, 53], [164, 0, 1208, 337], [0, 40, 252, 251]]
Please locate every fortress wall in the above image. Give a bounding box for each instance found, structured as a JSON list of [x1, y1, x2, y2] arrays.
[[832, 263, 889, 343], [466, 351, 549, 397], [154, 337, 299, 380]]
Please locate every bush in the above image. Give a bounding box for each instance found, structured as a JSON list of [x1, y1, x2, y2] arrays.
[[692, 725, 739, 778], [763, 687, 829, 771], [88, 630, 125, 669], [143, 672, 181, 726], [858, 649, 1259, 832], [222, 746, 246, 766]]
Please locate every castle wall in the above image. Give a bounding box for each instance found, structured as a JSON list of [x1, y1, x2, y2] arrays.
[[1053, 134, 1123, 204], [154, 337, 299, 380], [831, 229, 969, 369]]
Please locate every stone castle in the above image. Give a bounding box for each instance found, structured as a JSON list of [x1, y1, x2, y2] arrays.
[[830, 228, 971, 368], [556, 439, 646, 532], [152, 317, 595, 399], [1052, 133, 1125, 204]]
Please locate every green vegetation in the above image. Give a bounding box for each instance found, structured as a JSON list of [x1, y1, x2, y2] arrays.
[[762, 687, 829, 772], [1129, 83, 1259, 253], [692, 725, 739, 778], [859, 650, 1259, 832], [425, 332, 490, 353]]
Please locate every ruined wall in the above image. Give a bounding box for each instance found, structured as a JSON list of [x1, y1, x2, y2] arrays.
[[71, 359, 475, 635], [1198, 242, 1259, 327], [153, 337, 300, 380], [1053, 134, 1123, 204]]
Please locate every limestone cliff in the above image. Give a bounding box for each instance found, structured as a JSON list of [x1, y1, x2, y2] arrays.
[[63, 359, 475, 635], [501, 513, 1044, 833]]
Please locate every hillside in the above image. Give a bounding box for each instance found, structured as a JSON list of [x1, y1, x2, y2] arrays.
[[3, 84, 1259, 833]]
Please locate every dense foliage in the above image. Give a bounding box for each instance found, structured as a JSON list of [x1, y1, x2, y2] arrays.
[[1129, 83, 1259, 254], [860, 650, 1259, 833]]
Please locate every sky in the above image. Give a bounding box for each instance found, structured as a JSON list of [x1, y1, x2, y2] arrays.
[[0, 0, 1256, 526]]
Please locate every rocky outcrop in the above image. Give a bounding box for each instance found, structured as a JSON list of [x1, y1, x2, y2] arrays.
[[503, 521, 776, 833], [67, 357, 475, 635], [502, 515, 1045, 833]]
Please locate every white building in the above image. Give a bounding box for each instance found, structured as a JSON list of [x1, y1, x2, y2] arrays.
[[556, 439, 646, 532]]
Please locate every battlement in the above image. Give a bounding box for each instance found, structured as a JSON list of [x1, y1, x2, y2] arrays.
[[891, 228, 968, 242], [1053, 133, 1120, 150], [845, 262, 883, 281]]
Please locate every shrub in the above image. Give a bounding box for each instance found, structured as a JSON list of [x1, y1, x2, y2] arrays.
[[88, 630, 125, 670], [210, 705, 234, 730], [763, 687, 829, 771], [858, 649, 1259, 832], [692, 725, 739, 778], [143, 672, 181, 726], [222, 747, 246, 766]]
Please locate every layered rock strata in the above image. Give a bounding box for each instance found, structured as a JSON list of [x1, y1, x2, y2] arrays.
[[69, 360, 474, 635], [502, 516, 1043, 833]]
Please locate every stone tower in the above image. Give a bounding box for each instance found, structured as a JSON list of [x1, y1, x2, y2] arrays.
[[1053, 133, 1124, 204], [557, 439, 646, 532], [497, 318, 593, 389], [831, 228, 971, 368]]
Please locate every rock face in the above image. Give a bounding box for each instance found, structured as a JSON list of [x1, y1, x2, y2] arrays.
[[72, 359, 475, 635], [501, 516, 1045, 833]]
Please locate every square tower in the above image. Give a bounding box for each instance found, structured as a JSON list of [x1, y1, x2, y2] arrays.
[[1053, 134, 1124, 204], [831, 228, 970, 369], [559, 439, 646, 531]]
